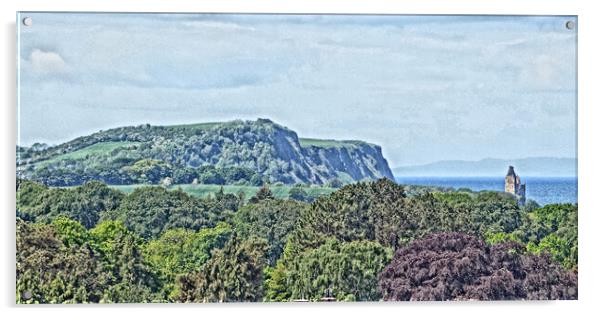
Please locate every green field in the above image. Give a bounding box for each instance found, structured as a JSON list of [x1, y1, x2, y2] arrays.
[[110, 183, 337, 201], [36, 141, 140, 166], [299, 138, 361, 149]]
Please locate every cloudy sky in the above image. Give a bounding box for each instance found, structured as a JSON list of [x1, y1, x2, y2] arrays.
[[17, 13, 577, 166]]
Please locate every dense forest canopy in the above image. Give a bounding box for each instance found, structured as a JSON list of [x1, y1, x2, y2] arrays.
[[16, 178, 577, 303]]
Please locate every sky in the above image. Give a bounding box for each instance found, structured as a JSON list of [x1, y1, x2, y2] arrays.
[[17, 13, 577, 167]]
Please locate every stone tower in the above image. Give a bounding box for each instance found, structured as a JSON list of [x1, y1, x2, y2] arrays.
[[505, 166, 526, 205]]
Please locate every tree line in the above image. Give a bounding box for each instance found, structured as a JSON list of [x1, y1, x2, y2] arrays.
[[16, 178, 577, 303]]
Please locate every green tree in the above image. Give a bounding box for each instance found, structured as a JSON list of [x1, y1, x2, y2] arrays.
[[266, 239, 391, 302], [527, 234, 575, 269], [103, 186, 219, 239], [176, 235, 268, 302], [233, 199, 307, 265], [289, 179, 408, 251], [484, 231, 521, 245], [212, 187, 242, 212], [527, 202, 577, 269], [90, 220, 158, 302], [288, 186, 309, 202], [172, 167, 198, 184], [263, 262, 290, 302], [514, 203, 577, 269], [17, 180, 124, 229], [123, 159, 172, 184], [249, 184, 274, 203], [431, 190, 524, 237], [16, 179, 48, 215], [144, 223, 232, 299], [51, 216, 91, 248], [16, 219, 110, 303]]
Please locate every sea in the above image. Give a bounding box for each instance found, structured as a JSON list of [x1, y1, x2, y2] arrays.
[[395, 177, 577, 206]]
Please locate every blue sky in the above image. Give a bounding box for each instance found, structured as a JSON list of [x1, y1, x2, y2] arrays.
[[17, 13, 577, 166]]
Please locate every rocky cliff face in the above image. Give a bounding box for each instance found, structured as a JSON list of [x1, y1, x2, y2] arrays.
[[260, 121, 394, 184], [18, 119, 394, 185], [302, 141, 394, 184]]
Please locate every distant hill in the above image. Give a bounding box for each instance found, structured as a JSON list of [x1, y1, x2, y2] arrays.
[[393, 157, 576, 177], [17, 119, 394, 186]]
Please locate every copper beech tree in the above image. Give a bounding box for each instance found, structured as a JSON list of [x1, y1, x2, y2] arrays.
[[378, 232, 578, 301]]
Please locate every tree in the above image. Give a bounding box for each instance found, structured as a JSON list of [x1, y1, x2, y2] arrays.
[[249, 174, 263, 186], [16, 179, 48, 214], [122, 159, 172, 184], [266, 239, 391, 302], [263, 262, 289, 302], [103, 186, 218, 239], [172, 167, 197, 184], [90, 220, 158, 302], [51, 216, 91, 248], [233, 199, 307, 265], [521, 204, 578, 269], [16, 216, 162, 304], [17, 180, 124, 229], [198, 166, 226, 185], [289, 178, 408, 251], [468, 191, 524, 235], [379, 232, 578, 301], [527, 233, 576, 270], [431, 190, 524, 237], [144, 223, 232, 299], [16, 219, 110, 303], [488, 203, 578, 270], [288, 186, 308, 202], [176, 236, 268, 302], [249, 184, 274, 203], [212, 187, 242, 212]]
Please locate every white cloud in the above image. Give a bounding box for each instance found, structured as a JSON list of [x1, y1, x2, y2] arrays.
[[532, 55, 561, 86], [29, 49, 68, 74], [519, 54, 564, 90]]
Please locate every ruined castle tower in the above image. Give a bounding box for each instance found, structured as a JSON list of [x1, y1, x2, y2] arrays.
[[505, 166, 526, 205]]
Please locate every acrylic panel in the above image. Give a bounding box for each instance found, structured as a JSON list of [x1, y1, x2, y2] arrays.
[[16, 13, 578, 303]]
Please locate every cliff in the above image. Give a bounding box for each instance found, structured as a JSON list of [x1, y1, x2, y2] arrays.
[[17, 119, 394, 186]]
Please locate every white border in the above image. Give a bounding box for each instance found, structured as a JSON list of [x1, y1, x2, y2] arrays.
[[2, 1, 601, 316]]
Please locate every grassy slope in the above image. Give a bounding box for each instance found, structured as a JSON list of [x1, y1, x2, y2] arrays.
[[110, 183, 337, 201], [36, 141, 140, 166], [299, 138, 359, 149]]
